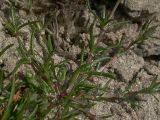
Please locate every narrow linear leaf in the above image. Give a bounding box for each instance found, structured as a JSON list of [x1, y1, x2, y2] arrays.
[[29, 29, 35, 55], [0, 69, 5, 93], [87, 71, 116, 79], [18, 21, 41, 31], [16, 95, 30, 119], [27, 105, 38, 120], [2, 77, 15, 120], [11, 58, 31, 75], [67, 56, 108, 93], [0, 44, 14, 57]]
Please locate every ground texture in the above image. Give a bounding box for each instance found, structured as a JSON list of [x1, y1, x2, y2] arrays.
[[0, 0, 160, 120]]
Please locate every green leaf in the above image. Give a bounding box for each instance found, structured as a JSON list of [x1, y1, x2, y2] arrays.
[[139, 76, 160, 94], [18, 21, 40, 31], [90, 56, 109, 66], [17, 37, 28, 58], [29, 30, 35, 55], [0, 44, 14, 57], [88, 23, 96, 53], [27, 105, 38, 120], [11, 58, 31, 75], [61, 110, 80, 120], [87, 71, 116, 79], [46, 35, 54, 55], [2, 77, 16, 120], [0, 69, 5, 93], [15, 93, 30, 119], [75, 80, 96, 93], [67, 56, 108, 93], [99, 18, 113, 28], [25, 74, 39, 88], [80, 48, 85, 64]]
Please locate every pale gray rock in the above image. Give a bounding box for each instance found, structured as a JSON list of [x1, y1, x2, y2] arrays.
[[111, 51, 144, 82], [135, 94, 160, 120], [0, 31, 19, 72], [122, 0, 160, 19]]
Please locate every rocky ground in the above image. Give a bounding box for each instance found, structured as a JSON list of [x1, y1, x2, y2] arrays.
[[0, 0, 160, 120]]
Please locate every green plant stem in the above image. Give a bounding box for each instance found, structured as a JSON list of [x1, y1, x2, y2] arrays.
[[2, 77, 15, 120], [67, 66, 83, 93]]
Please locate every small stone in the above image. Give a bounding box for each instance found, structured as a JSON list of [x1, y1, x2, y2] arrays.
[[19, 10, 27, 19], [111, 51, 144, 82], [122, 0, 160, 19], [144, 63, 160, 76]]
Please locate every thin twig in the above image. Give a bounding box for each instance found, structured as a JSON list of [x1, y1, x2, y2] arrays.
[[109, 0, 122, 20]]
